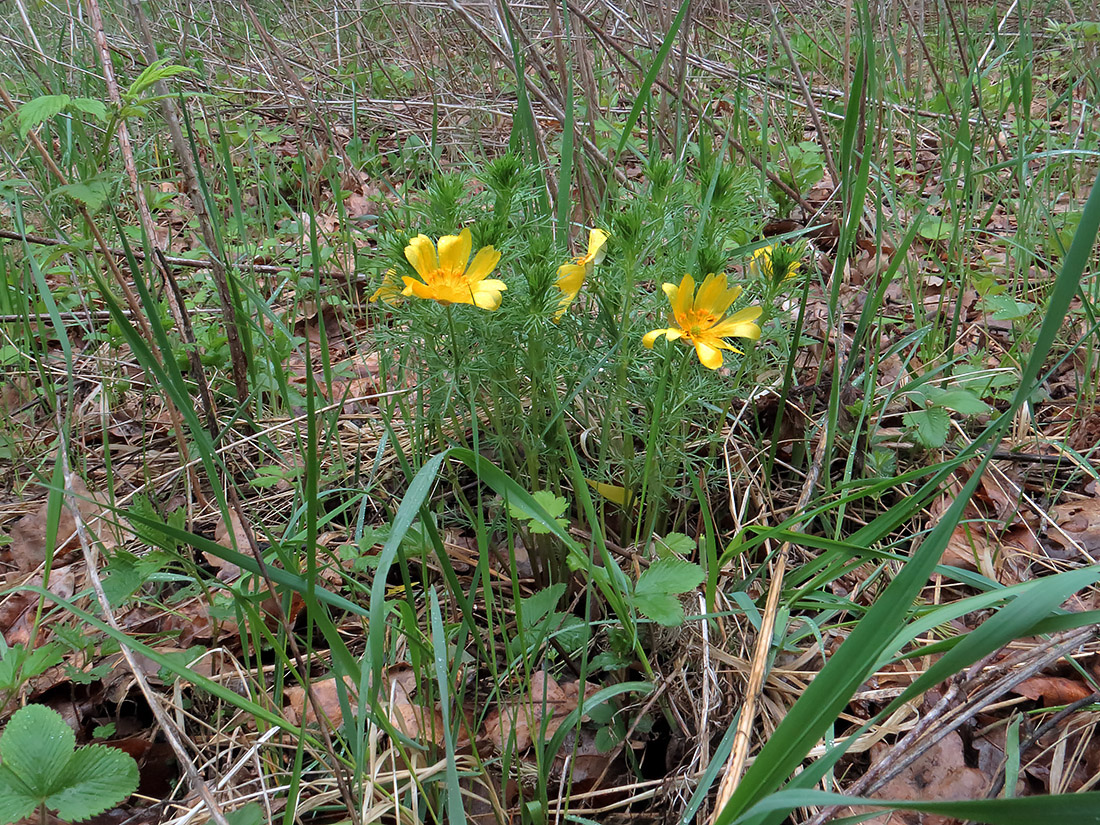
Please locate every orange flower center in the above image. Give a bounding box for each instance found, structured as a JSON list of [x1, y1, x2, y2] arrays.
[[677, 308, 719, 336]]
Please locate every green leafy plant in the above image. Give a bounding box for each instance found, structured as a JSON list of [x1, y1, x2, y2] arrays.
[[0, 704, 138, 823], [902, 384, 991, 448]]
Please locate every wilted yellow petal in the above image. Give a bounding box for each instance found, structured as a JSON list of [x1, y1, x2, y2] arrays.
[[586, 479, 634, 507]]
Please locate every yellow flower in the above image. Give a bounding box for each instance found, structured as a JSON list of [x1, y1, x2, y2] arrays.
[[554, 227, 609, 320], [751, 244, 801, 283], [401, 228, 505, 310], [369, 269, 404, 306], [642, 273, 762, 370]]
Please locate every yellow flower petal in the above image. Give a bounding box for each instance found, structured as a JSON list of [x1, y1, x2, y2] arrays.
[[472, 279, 507, 311], [370, 269, 404, 305], [437, 228, 473, 274], [585, 228, 609, 266], [694, 340, 723, 369], [405, 235, 438, 279], [672, 274, 695, 318], [752, 245, 774, 279], [466, 245, 501, 282], [402, 276, 434, 301], [644, 272, 762, 365], [695, 273, 728, 314], [556, 263, 586, 296]]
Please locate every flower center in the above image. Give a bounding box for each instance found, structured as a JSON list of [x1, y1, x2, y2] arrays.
[[680, 308, 718, 336]]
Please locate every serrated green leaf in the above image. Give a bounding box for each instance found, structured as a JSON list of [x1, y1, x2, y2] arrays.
[[594, 725, 620, 753], [125, 59, 194, 99], [0, 644, 61, 692], [935, 390, 991, 415], [655, 532, 696, 557], [519, 583, 566, 628], [17, 94, 70, 138], [67, 98, 107, 122], [508, 490, 569, 534], [904, 407, 951, 447], [0, 705, 74, 795], [49, 744, 138, 820], [0, 766, 38, 824], [129, 495, 183, 552], [631, 591, 685, 625], [50, 181, 110, 212], [635, 557, 705, 598]]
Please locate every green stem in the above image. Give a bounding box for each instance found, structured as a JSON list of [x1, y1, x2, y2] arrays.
[[635, 344, 691, 547], [443, 305, 471, 450]]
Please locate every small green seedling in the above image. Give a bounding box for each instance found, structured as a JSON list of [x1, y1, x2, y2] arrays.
[[0, 704, 138, 823]]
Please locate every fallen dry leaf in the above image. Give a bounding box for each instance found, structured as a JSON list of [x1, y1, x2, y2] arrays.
[[1049, 497, 1100, 557], [6, 477, 126, 571], [0, 566, 76, 645], [285, 675, 357, 727], [480, 671, 599, 754], [208, 510, 248, 581], [1012, 676, 1095, 706], [852, 732, 988, 825], [941, 524, 997, 580]]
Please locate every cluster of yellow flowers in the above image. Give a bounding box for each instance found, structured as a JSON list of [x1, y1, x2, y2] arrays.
[[372, 227, 772, 370]]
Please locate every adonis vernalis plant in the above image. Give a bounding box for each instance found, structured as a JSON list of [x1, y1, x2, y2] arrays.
[[750, 242, 803, 285], [643, 272, 762, 369], [554, 227, 609, 319], [401, 228, 506, 310]]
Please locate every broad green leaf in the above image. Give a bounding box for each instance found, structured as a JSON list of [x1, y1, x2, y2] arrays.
[[225, 803, 265, 825], [49, 745, 138, 820], [981, 294, 1036, 321], [904, 406, 951, 447], [520, 584, 566, 628], [656, 532, 696, 557], [67, 98, 108, 122], [0, 704, 74, 794], [633, 558, 705, 626], [631, 591, 685, 625], [636, 557, 705, 598], [16, 94, 70, 138], [125, 59, 194, 99], [934, 389, 991, 415], [0, 644, 63, 692], [0, 764, 38, 823], [917, 216, 953, 241], [50, 181, 110, 212]]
